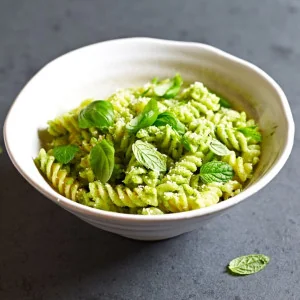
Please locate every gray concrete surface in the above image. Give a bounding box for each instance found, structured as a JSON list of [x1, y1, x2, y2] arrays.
[[0, 0, 299, 299]]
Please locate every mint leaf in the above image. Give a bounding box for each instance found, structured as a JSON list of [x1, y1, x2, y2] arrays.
[[200, 161, 233, 183], [154, 74, 183, 98], [53, 144, 79, 164], [153, 112, 186, 135], [132, 140, 166, 172], [90, 140, 115, 183], [209, 139, 231, 156], [219, 98, 231, 108], [127, 99, 159, 134], [228, 254, 270, 275], [78, 100, 114, 130], [237, 127, 262, 142]]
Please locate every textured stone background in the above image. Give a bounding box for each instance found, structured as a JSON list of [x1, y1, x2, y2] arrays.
[[0, 0, 299, 299]]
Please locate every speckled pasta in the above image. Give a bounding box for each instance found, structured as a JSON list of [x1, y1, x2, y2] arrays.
[[35, 149, 79, 201], [123, 156, 161, 188], [222, 151, 253, 182], [157, 183, 222, 213], [161, 151, 203, 185], [89, 181, 158, 208], [216, 125, 248, 152], [35, 75, 262, 214], [136, 125, 184, 159]]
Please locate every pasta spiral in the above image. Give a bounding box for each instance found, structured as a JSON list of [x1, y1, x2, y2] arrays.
[[89, 181, 158, 208], [180, 82, 220, 113], [183, 118, 215, 153], [109, 119, 135, 162], [161, 151, 203, 185], [216, 125, 248, 152], [123, 157, 161, 188], [222, 151, 253, 182], [209, 180, 242, 200], [242, 144, 261, 165], [107, 89, 135, 120], [35, 149, 79, 201], [157, 183, 222, 213], [36, 76, 262, 215], [47, 113, 79, 137], [136, 125, 183, 160]]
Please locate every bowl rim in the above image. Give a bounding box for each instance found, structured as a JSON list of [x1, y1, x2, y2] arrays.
[[4, 37, 295, 223]]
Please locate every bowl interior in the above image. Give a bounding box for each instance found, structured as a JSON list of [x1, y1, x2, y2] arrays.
[[4, 38, 293, 216]]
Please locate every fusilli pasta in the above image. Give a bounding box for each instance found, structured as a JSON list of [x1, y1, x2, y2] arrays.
[[35, 75, 262, 214]]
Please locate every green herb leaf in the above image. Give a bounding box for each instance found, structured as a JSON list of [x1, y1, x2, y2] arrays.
[[141, 87, 150, 97], [209, 139, 231, 156], [181, 135, 193, 151], [219, 98, 231, 108], [237, 126, 262, 142], [228, 254, 270, 275], [132, 140, 166, 172], [53, 144, 79, 164], [151, 77, 159, 84], [78, 100, 114, 130], [0, 146, 3, 155], [90, 140, 115, 183], [164, 74, 183, 99], [154, 74, 183, 98], [153, 112, 186, 135], [126, 99, 159, 134], [154, 81, 173, 97], [200, 161, 234, 183]]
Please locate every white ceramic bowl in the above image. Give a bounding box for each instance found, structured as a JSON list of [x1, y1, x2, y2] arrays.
[[4, 38, 294, 241]]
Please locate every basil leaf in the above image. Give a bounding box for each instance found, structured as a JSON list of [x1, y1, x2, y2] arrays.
[[78, 100, 114, 130], [209, 139, 231, 156], [200, 161, 233, 183], [154, 74, 183, 98], [126, 99, 159, 134], [90, 140, 115, 183], [132, 140, 166, 172], [153, 112, 186, 135], [181, 135, 193, 151], [219, 98, 231, 108], [164, 74, 183, 99], [228, 254, 270, 275], [237, 126, 262, 142], [154, 82, 173, 97], [53, 144, 79, 164], [151, 77, 159, 84], [141, 87, 150, 97]]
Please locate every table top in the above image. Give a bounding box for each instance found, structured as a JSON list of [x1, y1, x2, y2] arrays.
[[0, 0, 299, 299]]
